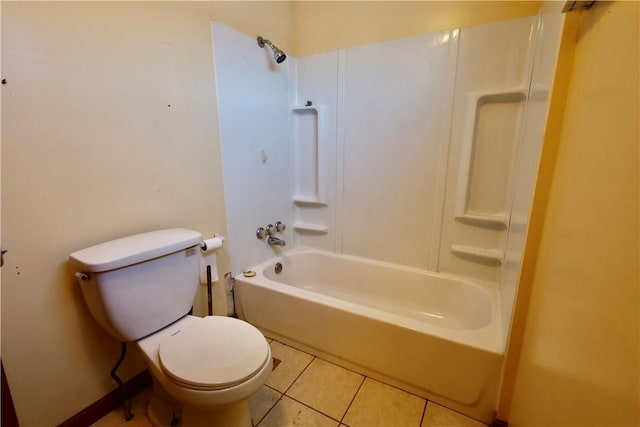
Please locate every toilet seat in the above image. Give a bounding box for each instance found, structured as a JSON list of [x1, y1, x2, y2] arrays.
[[158, 316, 270, 391]]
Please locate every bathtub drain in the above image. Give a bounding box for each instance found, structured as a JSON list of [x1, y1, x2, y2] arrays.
[[274, 263, 283, 274]]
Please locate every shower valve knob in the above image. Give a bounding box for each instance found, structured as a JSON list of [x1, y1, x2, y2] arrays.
[[275, 221, 286, 233], [266, 224, 277, 236], [256, 227, 268, 240]]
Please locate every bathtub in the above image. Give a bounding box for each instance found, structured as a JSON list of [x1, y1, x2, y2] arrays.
[[234, 248, 504, 423]]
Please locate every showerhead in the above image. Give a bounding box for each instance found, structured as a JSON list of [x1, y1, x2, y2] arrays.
[[257, 36, 287, 64], [274, 49, 287, 64]]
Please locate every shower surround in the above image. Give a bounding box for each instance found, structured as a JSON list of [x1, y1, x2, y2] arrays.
[[212, 11, 563, 423]]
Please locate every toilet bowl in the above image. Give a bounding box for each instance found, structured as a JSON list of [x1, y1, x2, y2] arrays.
[[137, 315, 272, 427]]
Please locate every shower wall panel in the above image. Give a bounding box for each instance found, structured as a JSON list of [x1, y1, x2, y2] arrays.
[[212, 23, 293, 275], [340, 32, 455, 270], [438, 16, 537, 283], [291, 51, 339, 251], [500, 12, 564, 337]]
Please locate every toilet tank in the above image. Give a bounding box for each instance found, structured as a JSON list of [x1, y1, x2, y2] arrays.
[[70, 229, 202, 342]]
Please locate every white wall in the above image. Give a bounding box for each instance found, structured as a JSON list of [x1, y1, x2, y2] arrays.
[[213, 23, 293, 276]]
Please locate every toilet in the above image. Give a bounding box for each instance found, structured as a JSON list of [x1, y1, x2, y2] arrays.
[[70, 229, 271, 427]]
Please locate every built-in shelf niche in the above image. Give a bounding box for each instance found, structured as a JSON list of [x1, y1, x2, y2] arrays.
[[292, 105, 326, 205], [291, 104, 331, 239], [454, 88, 527, 228]]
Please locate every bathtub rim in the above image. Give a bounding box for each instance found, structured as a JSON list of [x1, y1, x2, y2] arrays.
[[234, 247, 505, 355]]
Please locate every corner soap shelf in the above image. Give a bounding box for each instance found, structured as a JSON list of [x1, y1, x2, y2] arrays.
[[293, 222, 329, 234], [454, 212, 508, 228], [292, 197, 327, 207], [450, 244, 504, 264]]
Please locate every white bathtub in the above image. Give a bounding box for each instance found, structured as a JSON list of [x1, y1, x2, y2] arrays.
[[234, 248, 504, 422]]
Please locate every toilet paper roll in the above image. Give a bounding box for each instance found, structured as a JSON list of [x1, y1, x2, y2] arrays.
[[201, 237, 224, 252]]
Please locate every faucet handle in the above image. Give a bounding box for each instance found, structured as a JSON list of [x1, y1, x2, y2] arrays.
[[275, 221, 286, 233], [256, 227, 268, 240], [266, 224, 277, 236]]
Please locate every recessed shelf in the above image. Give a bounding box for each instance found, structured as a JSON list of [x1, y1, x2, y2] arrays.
[[454, 87, 527, 226], [292, 106, 324, 203], [293, 222, 329, 234]]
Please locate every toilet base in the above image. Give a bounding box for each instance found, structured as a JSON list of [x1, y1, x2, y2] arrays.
[[147, 395, 252, 427], [182, 400, 251, 427]]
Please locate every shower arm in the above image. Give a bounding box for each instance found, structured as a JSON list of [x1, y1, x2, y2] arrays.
[[257, 36, 273, 50]]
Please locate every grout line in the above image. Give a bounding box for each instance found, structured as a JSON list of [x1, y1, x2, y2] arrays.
[[268, 339, 316, 395], [274, 348, 364, 425], [419, 399, 428, 427], [254, 385, 284, 427], [338, 375, 366, 425], [282, 354, 315, 395]]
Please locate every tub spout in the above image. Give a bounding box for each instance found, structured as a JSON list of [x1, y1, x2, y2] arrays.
[[267, 236, 286, 247]]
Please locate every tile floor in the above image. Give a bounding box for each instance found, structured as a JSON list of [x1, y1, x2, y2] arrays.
[[92, 338, 487, 427]]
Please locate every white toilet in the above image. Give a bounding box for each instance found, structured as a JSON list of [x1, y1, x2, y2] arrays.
[[70, 229, 271, 427]]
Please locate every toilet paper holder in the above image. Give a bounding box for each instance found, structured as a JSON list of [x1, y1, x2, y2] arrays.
[[200, 235, 225, 252]]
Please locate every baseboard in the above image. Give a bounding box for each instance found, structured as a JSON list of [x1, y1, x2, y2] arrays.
[[58, 370, 152, 427]]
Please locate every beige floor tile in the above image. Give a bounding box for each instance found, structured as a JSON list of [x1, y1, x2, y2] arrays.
[[265, 341, 314, 392], [287, 358, 364, 420], [421, 402, 486, 427], [258, 396, 338, 427], [342, 378, 425, 427], [249, 385, 282, 426]]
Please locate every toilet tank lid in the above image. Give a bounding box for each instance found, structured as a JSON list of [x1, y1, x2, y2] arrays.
[[69, 228, 202, 273]]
